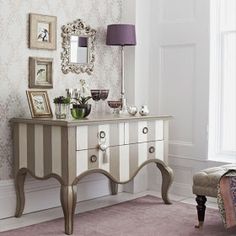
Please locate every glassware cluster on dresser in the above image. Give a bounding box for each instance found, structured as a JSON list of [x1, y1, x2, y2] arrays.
[[55, 88, 149, 120]]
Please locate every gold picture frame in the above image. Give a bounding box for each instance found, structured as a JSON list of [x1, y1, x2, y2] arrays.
[[29, 13, 57, 50], [29, 57, 53, 89], [26, 90, 53, 118]]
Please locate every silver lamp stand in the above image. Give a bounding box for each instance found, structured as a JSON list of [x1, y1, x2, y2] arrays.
[[119, 46, 128, 114]]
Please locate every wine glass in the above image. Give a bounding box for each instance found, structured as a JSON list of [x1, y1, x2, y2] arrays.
[[100, 90, 109, 114], [90, 89, 101, 114], [108, 101, 122, 114], [65, 89, 73, 118]]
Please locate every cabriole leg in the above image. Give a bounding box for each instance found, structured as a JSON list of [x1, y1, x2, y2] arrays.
[[15, 170, 27, 217], [195, 195, 207, 228], [110, 180, 118, 195], [60, 185, 77, 235], [156, 163, 174, 204]]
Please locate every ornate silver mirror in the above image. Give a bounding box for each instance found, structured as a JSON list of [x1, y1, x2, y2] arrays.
[[61, 19, 96, 75]]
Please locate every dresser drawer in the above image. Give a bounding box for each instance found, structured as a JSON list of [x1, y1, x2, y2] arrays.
[[76, 123, 124, 151], [76, 140, 164, 182], [124, 120, 164, 144], [129, 141, 164, 177], [76, 148, 110, 176]]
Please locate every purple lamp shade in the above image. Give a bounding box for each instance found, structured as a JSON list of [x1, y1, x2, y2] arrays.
[[78, 37, 88, 47], [106, 24, 136, 46]]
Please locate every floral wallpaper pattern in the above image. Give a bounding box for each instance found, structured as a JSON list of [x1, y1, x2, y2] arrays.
[[0, 0, 122, 180]]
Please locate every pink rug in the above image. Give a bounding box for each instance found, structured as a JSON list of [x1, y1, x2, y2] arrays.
[[1, 195, 236, 236]]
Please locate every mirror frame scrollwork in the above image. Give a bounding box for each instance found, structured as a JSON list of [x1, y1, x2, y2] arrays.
[[61, 19, 96, 75]]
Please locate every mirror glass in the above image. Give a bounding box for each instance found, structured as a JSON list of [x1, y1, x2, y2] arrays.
[[70, 36, 88, 64], [61, 19, 96, 75]]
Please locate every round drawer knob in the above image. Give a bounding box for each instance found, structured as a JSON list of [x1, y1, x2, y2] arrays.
[[142, 127, 149, 134], [99, 131, 106, 139], [90, 155, 97, 163], [149, 146, 155, 154]]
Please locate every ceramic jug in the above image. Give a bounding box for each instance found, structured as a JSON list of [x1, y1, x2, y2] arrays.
[[139, 105, 149, 116]]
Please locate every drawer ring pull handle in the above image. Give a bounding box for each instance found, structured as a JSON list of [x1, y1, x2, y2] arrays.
[[99, 131, 106, 139], [90, 155, 97, 163], [142, 127, 149, 134], [149, 146, 155, 154]]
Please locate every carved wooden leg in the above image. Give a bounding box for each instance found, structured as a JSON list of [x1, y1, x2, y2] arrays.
[[15, 170, 27, 217], [60, 185, 77, 235], [156, 163, 174, 204], [195, 195, 207, 228], [110, 180, 118, 195]]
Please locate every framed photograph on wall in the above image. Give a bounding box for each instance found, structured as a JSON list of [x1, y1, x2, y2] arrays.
[[29, 57, 53, 89], [29, 13, 57, 50], [26, 90, 53, 118]]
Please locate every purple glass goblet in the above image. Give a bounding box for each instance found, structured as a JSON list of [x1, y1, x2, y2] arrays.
[[91, 90, 101, 113], [100, 90, 109, 114], [108, 100, 122, 114], [90, 90, 101, 101], [100, 90, 109, 100]]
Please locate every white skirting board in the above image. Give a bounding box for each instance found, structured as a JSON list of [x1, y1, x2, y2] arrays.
[[0, 173, 123, 220]]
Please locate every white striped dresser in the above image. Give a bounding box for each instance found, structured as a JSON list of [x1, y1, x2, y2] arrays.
[[11, 115, 173, 235]]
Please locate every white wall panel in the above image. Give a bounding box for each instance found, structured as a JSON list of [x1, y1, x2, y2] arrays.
[[170, 165, 193, 185], [160, 44, 195, 145], [148, 0, 212, 196], [149, 0, 210, 159], [160, 0, 196, 22]]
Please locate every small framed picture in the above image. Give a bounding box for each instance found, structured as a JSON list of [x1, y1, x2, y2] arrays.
[[26, 90, 53, 118], [29, 13, 57, 50], [29, 57, 53, 89]]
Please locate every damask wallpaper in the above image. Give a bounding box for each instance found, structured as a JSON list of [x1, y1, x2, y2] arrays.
[[0, 0, 122, 180]]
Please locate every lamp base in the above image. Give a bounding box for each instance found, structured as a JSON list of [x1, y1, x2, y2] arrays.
[[119, 98, 129, 115]]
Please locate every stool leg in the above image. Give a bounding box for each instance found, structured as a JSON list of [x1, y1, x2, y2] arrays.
[[195, 195, 207, 228]]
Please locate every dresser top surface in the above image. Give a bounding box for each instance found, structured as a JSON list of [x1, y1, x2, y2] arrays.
[[10, 114, 173, 127]]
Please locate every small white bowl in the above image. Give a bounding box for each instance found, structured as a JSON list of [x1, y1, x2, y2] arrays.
[[128, 106, 138, 116]]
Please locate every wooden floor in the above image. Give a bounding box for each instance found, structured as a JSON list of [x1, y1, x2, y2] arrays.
[[0, 191, 217, 233]]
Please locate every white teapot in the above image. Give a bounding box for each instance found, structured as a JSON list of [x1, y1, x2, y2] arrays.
[[128, 105, 138, 116]]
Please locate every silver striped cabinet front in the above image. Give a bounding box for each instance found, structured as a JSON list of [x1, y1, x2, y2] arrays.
[[11, 115, 173, 235]]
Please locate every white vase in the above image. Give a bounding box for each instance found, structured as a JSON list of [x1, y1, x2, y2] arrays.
[[139, 105, 149, 116]]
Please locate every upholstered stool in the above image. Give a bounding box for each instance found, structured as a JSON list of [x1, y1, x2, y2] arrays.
[[192, 163, 236, 228]]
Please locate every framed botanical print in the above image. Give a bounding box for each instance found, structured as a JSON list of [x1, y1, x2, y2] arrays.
[[29, 57, 53, 89], [29, 13, 57, 50], [26, 90, 53, 118]]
